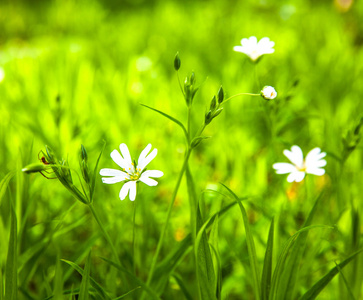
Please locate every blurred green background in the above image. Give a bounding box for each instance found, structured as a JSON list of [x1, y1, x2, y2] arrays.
[[0, 0, 362, 299]]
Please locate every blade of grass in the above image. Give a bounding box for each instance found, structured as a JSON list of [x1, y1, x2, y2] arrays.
[[78, 251, 92, 300], [5, 196, 17, 300], [171, 274, 193, 300], [261, 217, 274, 300], [100, 257, 160, 300], [0, 171, 15, 205], [221, 183, 260, 300], [299, 248, 363, 300], [275, 194, 322, 300], [140, 104, 188, 142], [53, 254, 64, 300], [113, 286, 141, 300], [61, 259, 111, 300], [335, 261, 356, 300]]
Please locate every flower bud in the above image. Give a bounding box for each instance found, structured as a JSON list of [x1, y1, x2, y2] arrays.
[[81, 144, 88, 162], [174, 52, 181, 71], [261, 86, 277, 100], [22, 163, 48, 174], [210, 96, 216, 110], [217, 86, 224, 104]]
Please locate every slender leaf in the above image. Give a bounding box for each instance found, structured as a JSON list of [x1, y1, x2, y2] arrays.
[[113, 286, 141, 299], [171, 274, 193, 300], [151, 234, 192, 295], [140, 104, 188, 141], [0, 171, 15, 205], [53, 254, 64, 300], [78, 251, 92, 300], [90, 141, 105, 202], [61, 259, 111, 300], [5, 198, 17, 300], [299, 249, 363, 300], [100, 257, 160, 300], [221, 183, 260, 300], [261, 217, 274, 300], [275, 194, 321, 300], [186, 165, 216, 300], [335, 261, 356, 300]]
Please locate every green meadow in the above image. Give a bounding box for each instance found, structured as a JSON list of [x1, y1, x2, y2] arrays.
[[1, 0, 363, 299]]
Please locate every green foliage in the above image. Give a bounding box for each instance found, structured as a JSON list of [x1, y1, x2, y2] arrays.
[[1, 0, 363, 299]]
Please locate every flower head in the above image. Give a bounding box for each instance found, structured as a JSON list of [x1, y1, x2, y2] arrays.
[[100, 143, 163, 201], [261, 86, 277, 100], [273, 145, 327, 182], [233, 36, 275, 62]]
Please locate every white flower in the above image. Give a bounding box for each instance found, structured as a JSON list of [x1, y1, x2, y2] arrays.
[[273, 145, 327, 182], [100, 143, 163, 201], [0, 67, 5, 83], [233, 36, 275, 62], [261, 86, 277, 100]]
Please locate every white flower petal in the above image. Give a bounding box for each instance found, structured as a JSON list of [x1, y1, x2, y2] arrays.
[[102, 176, 126, 184], [119, 144, 133, 170], [139, 175, 159, 186], [306, 167, 325, 176], [110, 149, 126, 169], [142, 170, 164, 178], [272, 163, 297, 174], [119, 181, 136, 200], [305, 148, 326, 165], [138, 143, 152, 163], [137, 148, 157, 171], [99, 168, 128, 177], [287, 171, 305, 182], [283, 145, 304, 168]]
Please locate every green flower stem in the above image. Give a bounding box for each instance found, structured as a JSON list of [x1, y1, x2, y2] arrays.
[[223, 93, 260, 104], [88, 203, 121, 265], [145, 148, 192, 288], [132, 199, 138, 274]]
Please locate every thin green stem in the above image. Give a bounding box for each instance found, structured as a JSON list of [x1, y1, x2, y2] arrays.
[[132, 199, 137, 274], [88, 204, 121, 265], [145, 148, 192, 287], [177, 70, 185, 97], [223, 93, 260, 104], [187, 106, 192, 141]]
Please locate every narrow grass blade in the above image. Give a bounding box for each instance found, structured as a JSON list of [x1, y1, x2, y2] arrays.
[[261, 217, 274, 300], [5, 199, 17, 300], [221, 183, 260, 300], [335, 261, 356, 300], [171, 274, 194, 300], [140, 104, 188, 141], [113, 286, 141, 299], [61, 259, 111, 300], [90, 141, 105, 202], [209, 215, 221, 299], [53, 254, 64, 300], [195, 203, 216, 300], [151, 234, 192, 295], [100, 257, 160, 300], [187, 165, 216, 299], [0, 171, 15, 205], [299, 248, 363, 300], [78, 251, 92, 300], [274, 194, 321, 300]]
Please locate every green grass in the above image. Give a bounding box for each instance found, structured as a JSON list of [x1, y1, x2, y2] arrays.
[[1, 0, 363, 299]]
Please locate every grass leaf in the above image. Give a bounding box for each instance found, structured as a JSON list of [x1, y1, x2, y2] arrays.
[[299, 248, 363, 300], [171, 274, 194, 300], [61, 259, 111, 300], [78, 251, 92, 300], [221, 183, 260, 300], [140, 104, 188, 142], [100, 257, 160, 300], [261, 217, 274, 300], [0, 171, 15, 206], [5, 198, 17, 300]]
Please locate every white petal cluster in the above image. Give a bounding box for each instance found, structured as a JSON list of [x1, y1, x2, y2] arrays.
[[233, 36, 275, 62], [273, 145, 327, 182], [100, 143, 163, 201], [261, 86, 277, 100]]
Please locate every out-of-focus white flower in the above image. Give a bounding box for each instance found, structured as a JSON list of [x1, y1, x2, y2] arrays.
[[100, 143, 163, 201], [0, 67, 5, 83], [273, 145, 327, 182], [261, 86, 277, 100], [233, 36, 275, 62]]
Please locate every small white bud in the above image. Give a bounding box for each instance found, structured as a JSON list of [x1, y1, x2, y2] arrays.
[[261, 86, 277, 100]]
